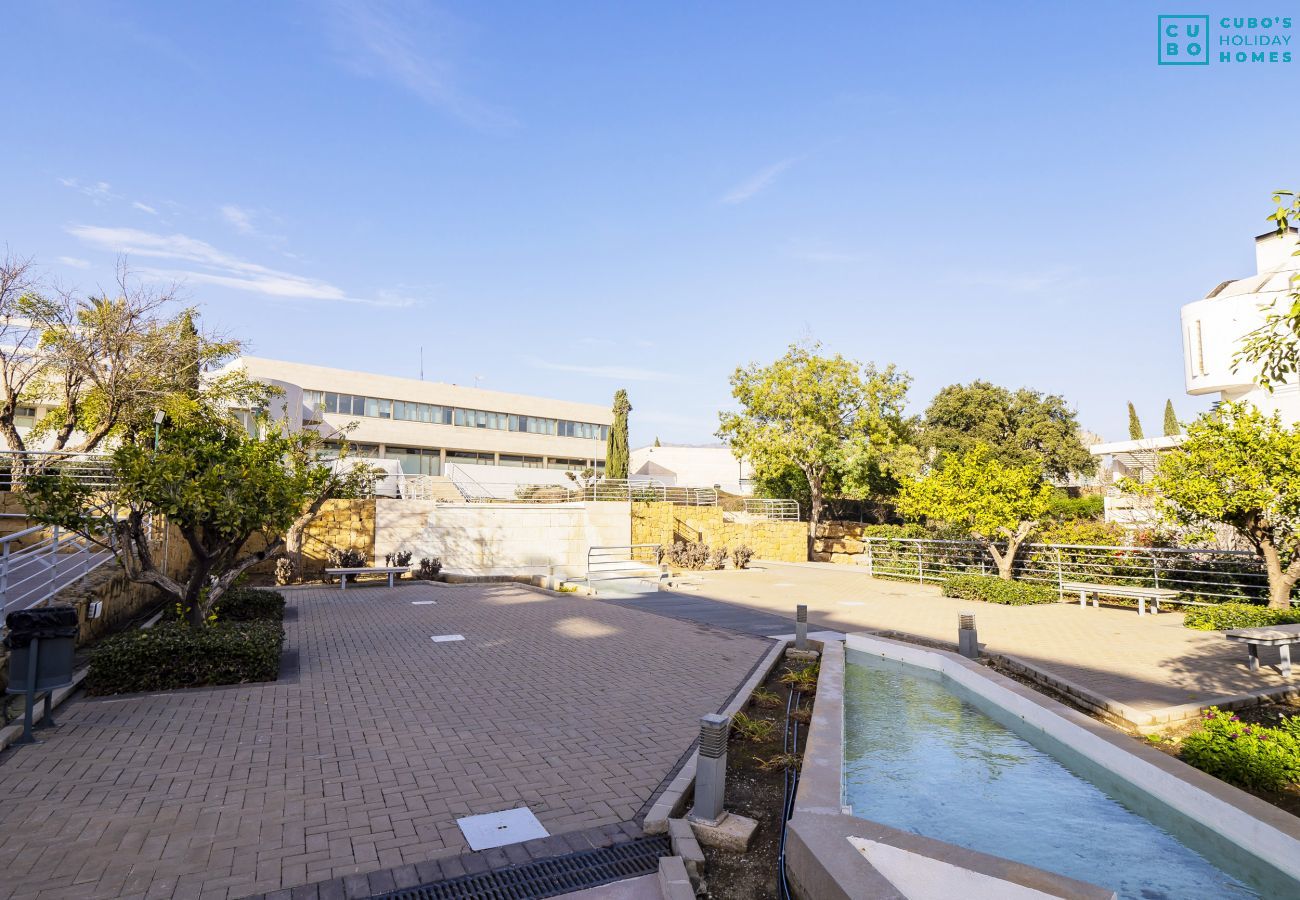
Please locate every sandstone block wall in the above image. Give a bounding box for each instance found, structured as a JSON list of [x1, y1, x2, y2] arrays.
[[631, 502, 806, 563]]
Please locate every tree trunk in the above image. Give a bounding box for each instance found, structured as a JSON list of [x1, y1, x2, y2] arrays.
[[805, 471, 824, 558], [1259, 540, 1300, 610]]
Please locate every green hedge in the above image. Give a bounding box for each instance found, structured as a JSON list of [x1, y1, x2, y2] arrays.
[[215, 587, 286, 622], [1181, 602, 1300, 631], [1179, 707, 1300, 792], [86, 620, 284, 696], [942, 574, 1058, 606]]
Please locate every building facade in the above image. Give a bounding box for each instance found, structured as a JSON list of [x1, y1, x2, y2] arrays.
[[1181, 227, 1300, 423], [629, 445, 753, 494], [223, 357, 611, 477]]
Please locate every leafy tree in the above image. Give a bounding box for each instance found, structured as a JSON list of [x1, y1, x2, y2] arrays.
[[1163, 399, 1179, 437], [896, 444, 1054, 580], [718, 342, 915, 543], [0, 258, 240, 477], [922, 381, 1094, 480], [1143, 403, 1300, 610], [605, 389, 631, 479], [1128, 402, 1144, 440], [653, 436, 661, 447], [24, 411, 377, 626], [1236, 191, 1300, 390]]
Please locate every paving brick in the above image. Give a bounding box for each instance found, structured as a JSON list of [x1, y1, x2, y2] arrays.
[[0, 584, 767, 899]]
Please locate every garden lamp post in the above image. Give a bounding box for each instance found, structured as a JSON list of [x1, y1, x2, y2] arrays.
[[153, 409, 165, 451]]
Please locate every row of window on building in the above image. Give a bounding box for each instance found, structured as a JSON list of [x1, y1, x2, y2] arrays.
[[325, 442, 604, 477], [304, 390, 609, 441]]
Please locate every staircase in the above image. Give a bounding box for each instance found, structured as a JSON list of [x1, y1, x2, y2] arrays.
[[400, 475, 466, 502]]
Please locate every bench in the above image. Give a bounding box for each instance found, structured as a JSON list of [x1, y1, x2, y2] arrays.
[[324, 566, 410, 589], [1225, 623, 1300, 678], [1060, 581, 1180, 616]]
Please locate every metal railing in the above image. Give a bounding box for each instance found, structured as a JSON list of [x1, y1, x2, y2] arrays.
[[859, 536, 1277, 604], [742, 498, 800, 520], [586, 543, 663, 593], [445, 478, 719, 506], [0, 523, 118, 615], [0, 451, 115, 490]]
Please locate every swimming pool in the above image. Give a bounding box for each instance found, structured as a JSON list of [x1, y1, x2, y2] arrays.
[[843, 650, 1277, 899]]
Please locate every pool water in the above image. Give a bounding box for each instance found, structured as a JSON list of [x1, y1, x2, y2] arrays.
[[843, 653, 1262, 899]]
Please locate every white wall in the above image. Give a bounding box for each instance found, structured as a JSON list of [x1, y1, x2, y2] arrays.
[[629, 445, 753, 494], [374, 500, 631, 577]]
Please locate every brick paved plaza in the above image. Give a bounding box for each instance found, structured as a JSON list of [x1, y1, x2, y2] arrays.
[[0, 584, 771, 900], [662, 562, 1296, 714]]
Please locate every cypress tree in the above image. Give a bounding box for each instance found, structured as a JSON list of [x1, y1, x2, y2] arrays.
[[1163, 399, 1178, 436], [1128, 402, 1144, 441], [653, 436, 661, 447], [605, 389, 631, 478]]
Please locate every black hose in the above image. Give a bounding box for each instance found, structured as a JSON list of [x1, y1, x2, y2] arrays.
[[777, 687, 802, 900]]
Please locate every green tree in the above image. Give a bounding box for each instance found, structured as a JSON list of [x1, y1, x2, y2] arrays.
[[923, 380, 1094, 480], [896, 444, 1054, 580], [1127, 402, 1144, 440], [24, 411, 377, 626], [1144, 403, 1300, 610], [605, 389, 631, 479], [1236, 191, 1300, 389], [718, 342, 915, 543], [1163, 399, 1179, 437], [653, 436, 661, 447]]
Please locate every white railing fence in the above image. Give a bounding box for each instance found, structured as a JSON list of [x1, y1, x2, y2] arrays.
[[741, 498, 800, 520], [0, 523, 118, 616], [860, 536, 1276, 605], [586, 543, 663, 594], [0, 451, 115, 491], [445, 477, 720, 507]]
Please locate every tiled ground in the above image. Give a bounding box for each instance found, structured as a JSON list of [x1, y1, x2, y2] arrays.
[[647, 562, 1297, 713], [0, 583, 770, 900]]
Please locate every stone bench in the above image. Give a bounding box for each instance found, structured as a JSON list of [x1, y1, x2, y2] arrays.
[[1225, 622, 1300, 678], [1060, 581, 1181, 617], [324, 566, 409, 589]]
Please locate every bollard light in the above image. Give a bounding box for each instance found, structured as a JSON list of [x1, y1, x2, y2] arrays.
[[958, 612, 979, 659], [795, 604, 808, 650], [692, 713, 730, 824]]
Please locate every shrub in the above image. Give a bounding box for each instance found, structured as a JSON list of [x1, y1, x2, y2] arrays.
[[780, 662, 820, 693], [730, 711, 775, 743], [415, 557, 442, 580], [1181, 603, 1300, 631], [274, 557, 296, 586], [667, 541, 714, 570], [215, 587, 286, 622], [709, 546, 729, 570], [854, 523, 929, 539], [732, 545, 754, 569], [942, 574, 1058, 606], [1044, 492, 1105, 522], [1179, 707, 1300, 792], [1035, 519, 1126, 547], [86, 621, 284, 696], [326, 547, 366, 569]]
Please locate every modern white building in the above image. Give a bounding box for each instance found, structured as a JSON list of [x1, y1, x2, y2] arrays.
[[1181, 227, 1300, 422], [629, 444, 753, 495], [222, 357, 612, 477]]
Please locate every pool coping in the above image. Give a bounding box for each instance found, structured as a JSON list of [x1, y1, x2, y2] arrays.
[[785, 639, 1118, 900], [840, 632, 1300, 892]]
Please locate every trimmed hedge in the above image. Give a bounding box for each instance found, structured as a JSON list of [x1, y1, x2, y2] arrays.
[[86, 620, 284, 696], [1181, 602, 1300, 632], [215, 587, 286, 622], [942, 574, 1058, 606]]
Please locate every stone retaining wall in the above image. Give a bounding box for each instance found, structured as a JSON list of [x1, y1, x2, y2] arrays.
[[631, 502, 806, 563]]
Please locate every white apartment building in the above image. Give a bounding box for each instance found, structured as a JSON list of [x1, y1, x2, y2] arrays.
[[223, 357, 612, 477], [629, 444, 753, 494], [1181, 227, 1300, 422]]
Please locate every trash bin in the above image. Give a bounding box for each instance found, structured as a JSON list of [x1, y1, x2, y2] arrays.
[[5, 605, 79, 693]]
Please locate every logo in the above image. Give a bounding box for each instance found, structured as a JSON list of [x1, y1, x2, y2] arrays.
[[1158, 14, 1293, 65], [1159, 15, 1209, 64]]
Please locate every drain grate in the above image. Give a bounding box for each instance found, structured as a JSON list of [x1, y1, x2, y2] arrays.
[[374, 834, 671, 900]]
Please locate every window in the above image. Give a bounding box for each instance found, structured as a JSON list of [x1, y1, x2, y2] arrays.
[[446, 450, 495, 466], [498, 454, 544, 469], [385, 446, 441, 476], [558, 420, 607, 440], [546, 457, 588, 471], [13, 406, 36, 428]]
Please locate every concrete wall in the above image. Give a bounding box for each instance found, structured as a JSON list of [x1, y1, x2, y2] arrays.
[[631, 502, 806, 562], [374, 500, 631, 577]]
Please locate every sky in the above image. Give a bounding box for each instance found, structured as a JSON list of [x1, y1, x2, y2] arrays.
[[1, 2, 1294, 448]]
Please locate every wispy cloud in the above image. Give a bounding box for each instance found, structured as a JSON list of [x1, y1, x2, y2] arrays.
[[57, 256, 91, 269], [132, 201, 158, 215], [58, 178, 118, 203], [323, 0, 513, 129], [722, 157, 799, 205], [220, 204, 257, 235], [527, 358, 682, 382], [66, 225, 413, 307]]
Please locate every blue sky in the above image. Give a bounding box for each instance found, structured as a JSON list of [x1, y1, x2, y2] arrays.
[[1, 2, 1293, 447]]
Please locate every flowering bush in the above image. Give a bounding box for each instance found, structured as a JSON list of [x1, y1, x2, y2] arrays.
[[1179, 707, 1300, 792]]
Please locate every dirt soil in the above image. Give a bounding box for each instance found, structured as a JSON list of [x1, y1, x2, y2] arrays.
[[698, 655, 817, 900]]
